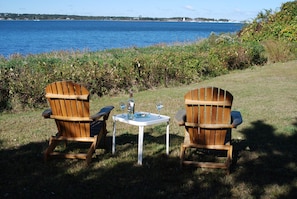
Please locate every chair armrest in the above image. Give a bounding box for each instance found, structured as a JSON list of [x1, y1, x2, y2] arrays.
[[231, 111, 243, 128], [175, 109, 243, 128], [174, 109, 186, 126], [90, 106, 114, 120], [42, 109, 52, 118]]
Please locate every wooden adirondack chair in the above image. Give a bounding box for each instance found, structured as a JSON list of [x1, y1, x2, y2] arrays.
[[42, 81, 114, 165], [178, 87, 242, 174]]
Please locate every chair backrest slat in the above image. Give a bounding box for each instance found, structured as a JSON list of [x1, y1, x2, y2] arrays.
[[184, 87, 233, 145], [45, 81, 91, 138], [45, 93, 89, 100]]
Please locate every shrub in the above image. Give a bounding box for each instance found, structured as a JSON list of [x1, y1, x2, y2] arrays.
[[261, 40, 297, 63], [238, 1, 297, 42], [207, 35, 267, 70], [0, 67, 11, 111]]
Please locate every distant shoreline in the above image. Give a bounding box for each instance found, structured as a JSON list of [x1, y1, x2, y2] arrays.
[[0, 13, 245, 23], [0, 19, 243, 24]]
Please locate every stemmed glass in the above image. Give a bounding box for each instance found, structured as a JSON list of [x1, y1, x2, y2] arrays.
[[156, 102, 164, 118], [119, 101, 126, 117]]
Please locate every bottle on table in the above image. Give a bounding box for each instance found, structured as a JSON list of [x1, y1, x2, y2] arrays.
[[127, 92, 135, 120]]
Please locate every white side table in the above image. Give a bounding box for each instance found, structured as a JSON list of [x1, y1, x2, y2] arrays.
[[112, 112, 170, 165]]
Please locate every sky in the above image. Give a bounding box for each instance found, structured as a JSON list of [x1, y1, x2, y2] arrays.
[[0, 0, 290, 21]]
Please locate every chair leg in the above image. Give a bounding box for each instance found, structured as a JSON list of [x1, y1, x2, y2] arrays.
[[180, 144, 186, 168], [102, 123, 108, 148], [86, 130, 104, 165], [226, 145, 233, 175], [86, 139, 97, 165], [44, 138, 59, 162], [96, 128, 105, 148]]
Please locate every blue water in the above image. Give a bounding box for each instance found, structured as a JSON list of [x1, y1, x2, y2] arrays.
[[0, 20, 243, 57]]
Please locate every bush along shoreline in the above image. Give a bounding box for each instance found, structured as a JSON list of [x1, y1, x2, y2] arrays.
[[0, 34, 268, 112]]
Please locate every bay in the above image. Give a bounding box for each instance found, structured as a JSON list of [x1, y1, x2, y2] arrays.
[[0, 20, 243, 57]]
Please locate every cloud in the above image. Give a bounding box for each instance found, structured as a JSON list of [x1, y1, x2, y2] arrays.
[[184, 5, 195, 11]]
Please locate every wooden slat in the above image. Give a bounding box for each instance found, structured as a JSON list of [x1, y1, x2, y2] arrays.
[[58, 82, 68, 136], [76, 83, 89, 137], [184, 122, 233, 129], [51, 83, 64, 133], [50, 115, 92, 122], [185, 99, 232, 106], [183, 143, 231, 150], [62, 82, 73, 137], [73, 83, 83, 137], [49, 152, 88, 160], [66, 82, 77, 136], [182, 161, 228, 169], [48, 82, 60, 115], [51, 136, 96, 142], [45, 93, 89, 100]]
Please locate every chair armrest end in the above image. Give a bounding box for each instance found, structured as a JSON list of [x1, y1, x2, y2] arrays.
[[174, 109, 186, 126], [91, 106, 114, 120], [231, 111, 243, 128], [42, 109, 52, 118]]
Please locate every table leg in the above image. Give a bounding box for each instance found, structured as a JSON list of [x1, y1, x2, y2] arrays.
[[112, 121, 116, 154], [166, 121, 170, 155], [138, 126, 144, 165]]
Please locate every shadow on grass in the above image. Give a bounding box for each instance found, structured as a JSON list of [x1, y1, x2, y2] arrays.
[[0, 130, 231, 199], [1, 119, 296, 198], [232, 118, 297, 198]]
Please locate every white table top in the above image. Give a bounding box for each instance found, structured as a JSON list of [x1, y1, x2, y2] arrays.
[[112, 112, 170, 126]]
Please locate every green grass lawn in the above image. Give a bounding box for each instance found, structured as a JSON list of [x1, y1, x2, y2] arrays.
[[0, 61, 296, 198]]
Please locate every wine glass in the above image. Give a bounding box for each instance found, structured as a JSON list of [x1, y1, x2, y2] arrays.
[[156, 102, 164, 118], [119, 101, 126, 117]]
